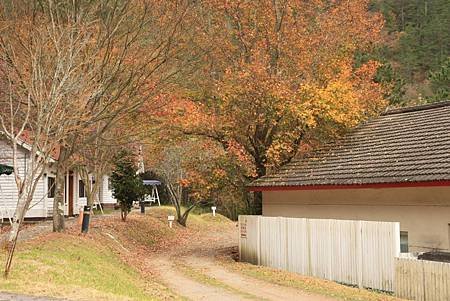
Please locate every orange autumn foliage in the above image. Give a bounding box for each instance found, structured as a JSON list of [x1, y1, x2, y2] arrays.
[[162, 0, 387, 179], [137, 1, 389, 218]]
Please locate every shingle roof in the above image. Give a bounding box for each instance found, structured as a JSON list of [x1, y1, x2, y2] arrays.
[[250, 100, 450, 189]]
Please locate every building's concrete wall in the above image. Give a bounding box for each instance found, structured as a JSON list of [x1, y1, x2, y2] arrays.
[[262, 186, 450, 253]]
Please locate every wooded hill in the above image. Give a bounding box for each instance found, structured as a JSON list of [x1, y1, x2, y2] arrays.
[[373, 0, 449, 105]]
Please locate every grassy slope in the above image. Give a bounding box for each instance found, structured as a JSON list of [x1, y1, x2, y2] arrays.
[[0, 234, 173, 301], [0, 206, 228, 301]]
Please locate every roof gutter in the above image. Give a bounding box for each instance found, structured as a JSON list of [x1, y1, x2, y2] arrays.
[[248, 180, 450, 192]]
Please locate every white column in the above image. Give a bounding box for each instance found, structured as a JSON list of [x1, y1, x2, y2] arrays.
[[64, 172, 69, 215]]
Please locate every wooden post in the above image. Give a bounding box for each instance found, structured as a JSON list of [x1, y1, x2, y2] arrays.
[[257, 216, 261, 266], [356, 220, 363, 288], [238, 215, 242, 262], [307, 219, 312, 276]]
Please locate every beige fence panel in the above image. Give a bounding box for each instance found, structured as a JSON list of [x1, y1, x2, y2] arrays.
[[238, 215, 259, 265], [361, 221, 400, 292], [327, 219, 359, 285], [239, 216, 400, 292], [259, 217, 288, 270], [286, 218, 309, 275], [395, 258, 450, 301]]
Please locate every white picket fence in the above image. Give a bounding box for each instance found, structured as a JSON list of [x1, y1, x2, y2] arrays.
[[395, 258, 450, 300], [239, 215, 400, 292]]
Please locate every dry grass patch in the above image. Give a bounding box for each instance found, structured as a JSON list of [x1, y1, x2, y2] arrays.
[[218, 254, 405, 301]]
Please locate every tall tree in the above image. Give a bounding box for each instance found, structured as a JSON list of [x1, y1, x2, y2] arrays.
[[162, 0, 386, 212], [9, 0, 197, 232], [0, 1, 92, 275]]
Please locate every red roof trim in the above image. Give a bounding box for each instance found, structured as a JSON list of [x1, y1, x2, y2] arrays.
[[248, 180, 450, 191]]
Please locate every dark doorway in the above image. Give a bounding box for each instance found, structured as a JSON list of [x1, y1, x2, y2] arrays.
[[68, 175, 74, 216]]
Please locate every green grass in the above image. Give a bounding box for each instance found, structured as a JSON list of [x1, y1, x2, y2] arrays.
[[93, 207, 115, 215], [0, 235, 176, 300], [145, 206, 233, 229]]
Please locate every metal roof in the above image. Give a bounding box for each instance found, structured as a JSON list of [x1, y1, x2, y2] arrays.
[[143, 180, 161, 186]]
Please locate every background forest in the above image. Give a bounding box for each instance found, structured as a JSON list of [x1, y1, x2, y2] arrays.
[[373, 0, 449, 104]]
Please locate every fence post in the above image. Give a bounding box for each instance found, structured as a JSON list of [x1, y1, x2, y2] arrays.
[[257, 216, 261, 266], [279, 216, 288, 269], [356, 220, 363, 288], [285, 217, 288, 270], [238, 215, 242, 262], [307, 218, 312, 276], [392, 222, 401, 292]]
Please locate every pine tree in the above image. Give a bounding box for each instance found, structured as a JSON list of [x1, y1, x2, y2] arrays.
[[110, 151, 146, 221], [429, 57, 450, 100], [374, 0, 450, 103]]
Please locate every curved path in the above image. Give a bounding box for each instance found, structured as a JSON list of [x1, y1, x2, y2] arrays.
[[147, 224, 335, 301]]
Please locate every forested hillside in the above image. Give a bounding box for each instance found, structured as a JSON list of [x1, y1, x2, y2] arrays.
[[374, 0, 449, 105]]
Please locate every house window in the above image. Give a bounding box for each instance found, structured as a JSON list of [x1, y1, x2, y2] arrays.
[[79, 180, 87, 198], [400, 231, 409, 253], [47, 177, 56, 198]]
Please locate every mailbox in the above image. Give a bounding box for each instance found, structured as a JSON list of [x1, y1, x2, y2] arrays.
[[167, 215, 175, 228]]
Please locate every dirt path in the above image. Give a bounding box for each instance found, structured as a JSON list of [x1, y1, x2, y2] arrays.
[[151, 257, 247, 301], [183, 256, 332, 301], [148, 223, 335, 301]]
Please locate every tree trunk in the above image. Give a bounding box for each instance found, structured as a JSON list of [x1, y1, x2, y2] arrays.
[[120, 208, 127, 221], [253, 191, 262, 215], [53, 146, 69, 232], [52, 163, 66, 232], [4, 193, 28, 278], [174, 202, 182, 221], [177, 204, 196, 227], [252, 159, 266, 215]]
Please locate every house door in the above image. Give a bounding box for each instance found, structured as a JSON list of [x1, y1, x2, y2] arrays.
[[68, 175, 74, 216]]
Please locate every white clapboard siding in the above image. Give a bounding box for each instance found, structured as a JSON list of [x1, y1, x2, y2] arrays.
[[100, 175, 116, 204], [239, 215, 400, 292], [395, 258, 450, 301], [0, 140, 48, 217]]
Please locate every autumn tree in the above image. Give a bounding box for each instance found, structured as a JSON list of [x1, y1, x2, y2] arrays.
[[74, 115, 147, 230], [0, 0, 196, 275], [0, 0, 94, 276], [151, 143, 197, 226], [161, 0, 387, 213], [25, 0, 196, 232]]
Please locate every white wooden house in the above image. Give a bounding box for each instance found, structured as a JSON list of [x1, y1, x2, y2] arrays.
[[0, 138, 117, 219]]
